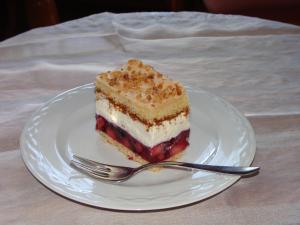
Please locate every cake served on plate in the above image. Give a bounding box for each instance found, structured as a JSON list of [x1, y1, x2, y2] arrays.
[[95, 59, 190, 164]]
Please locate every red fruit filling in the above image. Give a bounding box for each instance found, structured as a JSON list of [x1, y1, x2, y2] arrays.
[[96, 114, 190, 163]]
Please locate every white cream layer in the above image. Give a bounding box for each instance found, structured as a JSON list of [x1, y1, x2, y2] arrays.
[[96, 97, 189, 147]]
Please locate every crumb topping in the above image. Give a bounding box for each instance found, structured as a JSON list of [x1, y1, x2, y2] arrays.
[[97, 59, 184, 105]]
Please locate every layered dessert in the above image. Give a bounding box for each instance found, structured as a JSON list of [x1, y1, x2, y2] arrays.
[[95, 59, 190, 164]]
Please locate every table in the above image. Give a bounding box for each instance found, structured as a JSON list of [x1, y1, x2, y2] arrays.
[[1, 12, 300, 225]]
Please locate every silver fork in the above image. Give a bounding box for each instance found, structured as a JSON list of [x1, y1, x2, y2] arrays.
[[70, 155, 259, 182]]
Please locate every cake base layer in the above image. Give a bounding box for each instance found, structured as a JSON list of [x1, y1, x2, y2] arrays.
[[96, 115, 190, 163], [99, 132, 183, 171]]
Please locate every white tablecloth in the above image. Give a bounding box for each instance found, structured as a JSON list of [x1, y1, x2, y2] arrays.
[[1, 12, 300, 225]]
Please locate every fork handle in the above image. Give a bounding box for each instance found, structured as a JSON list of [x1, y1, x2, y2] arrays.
[[145, 161, 259, 175]]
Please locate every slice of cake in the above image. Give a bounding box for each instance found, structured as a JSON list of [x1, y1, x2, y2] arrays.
[[95, 59, 190, 164]]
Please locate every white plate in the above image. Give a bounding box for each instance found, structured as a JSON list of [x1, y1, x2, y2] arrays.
[[20, 83, 256, 211]]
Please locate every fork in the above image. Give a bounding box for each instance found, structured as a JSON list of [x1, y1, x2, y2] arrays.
[[70, 155, 259, 182]]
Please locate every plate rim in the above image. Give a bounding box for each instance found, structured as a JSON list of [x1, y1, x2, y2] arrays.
[[20, 83, 256, 211]]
